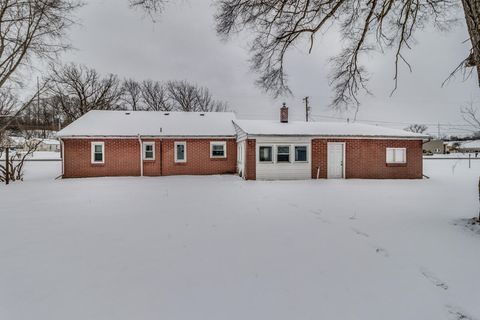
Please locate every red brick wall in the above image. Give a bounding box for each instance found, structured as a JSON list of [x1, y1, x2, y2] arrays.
[[63, 139, 141, 178], [311, 139, 423, 179], [142, 139, 162, 177], [62, 138, 236, 178], [244, 139, 256, 180], [161, 139, 237, 176]]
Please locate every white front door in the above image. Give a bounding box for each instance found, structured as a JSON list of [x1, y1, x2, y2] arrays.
[[327, 143, 345, 179]]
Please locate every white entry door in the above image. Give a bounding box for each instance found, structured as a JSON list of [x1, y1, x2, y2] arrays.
[[327, 143, 345, 179]]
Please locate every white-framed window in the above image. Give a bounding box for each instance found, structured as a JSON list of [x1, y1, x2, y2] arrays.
[[294, 145, 308, 162], [276, 145, 291, 163], [143, 142, 155, 160], [174, 142, 186, 163], [386, 147, 406, 164], [91, 142, 104, 164], [210, 141, 227, 158], [259, 146, 273, 162]]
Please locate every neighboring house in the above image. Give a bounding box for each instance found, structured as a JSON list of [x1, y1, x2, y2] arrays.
[[34, 139, 61, 152], [445, 141, 461, 153], [7, 136, 26, 150], [423, 139, 445, 154], [57, 107, 427, 180], [457, 140, 480, 154]]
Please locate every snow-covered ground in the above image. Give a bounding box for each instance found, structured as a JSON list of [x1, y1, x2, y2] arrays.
[[424, 153, 480, 159], [0, 160, 479, 320]]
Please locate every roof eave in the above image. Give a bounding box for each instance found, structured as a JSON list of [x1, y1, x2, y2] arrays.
[[245, 133, 428, 140]]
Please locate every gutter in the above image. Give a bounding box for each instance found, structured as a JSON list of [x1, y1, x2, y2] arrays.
[[245, 134, 428, 140], [138, 134, 143, 177]]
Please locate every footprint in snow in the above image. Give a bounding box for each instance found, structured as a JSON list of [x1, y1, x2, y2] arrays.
[[351, 228, 369, 238], [309, 210, 331, 224], [420, 267, 449, 290], [375, 247, 389, 257], [446, 305, 476, 320]]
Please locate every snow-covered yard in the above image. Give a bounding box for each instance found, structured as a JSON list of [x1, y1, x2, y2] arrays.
[[0, 160, 479, 320]]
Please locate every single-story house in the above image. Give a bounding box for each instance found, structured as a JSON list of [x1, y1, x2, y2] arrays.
[[34, 138, 61, 152], [423, 139, 445, 154], [457, 140, 480, 154], [57, 107, 427, 180]]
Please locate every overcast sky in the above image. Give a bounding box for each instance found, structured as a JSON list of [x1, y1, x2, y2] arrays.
[[56, 0, 479, 137]]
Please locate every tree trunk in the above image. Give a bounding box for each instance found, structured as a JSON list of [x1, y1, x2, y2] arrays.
[[461, 0, 480, 85]]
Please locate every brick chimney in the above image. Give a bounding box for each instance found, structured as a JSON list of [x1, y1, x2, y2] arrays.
[[280, 103, 288, 123]]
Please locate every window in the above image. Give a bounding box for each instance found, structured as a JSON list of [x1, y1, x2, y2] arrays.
[[175, 142, 186, 163], [295, 146, 308, 162], [259, 146, 273, 162], [143, 142, 155, 160], [210, 142, 226, 158], [276, 145, 290, 162], [386, 148, 406, 163], [91, 142, 104, 164]]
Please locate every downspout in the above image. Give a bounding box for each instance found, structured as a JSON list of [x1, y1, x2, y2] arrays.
[[60, 138, 65, 177], [159, 139, 163, 176], [138, 134, 143, 177]]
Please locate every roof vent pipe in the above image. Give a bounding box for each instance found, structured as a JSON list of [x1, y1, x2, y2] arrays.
[[280, 103, 288, 123]]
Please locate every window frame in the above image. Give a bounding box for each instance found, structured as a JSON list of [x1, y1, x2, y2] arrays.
[[210, 141, 227, 158], [294, 145, 309, 163], [143, 142, 155, 161], [91, 142, 105, 164], [258, 145, 274, 163], [386, 147, 407, 164], [276, 145, 291, 163], [174, 141, 187, 163]]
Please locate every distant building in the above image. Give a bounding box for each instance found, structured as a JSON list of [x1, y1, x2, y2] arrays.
[[423, 139, 445, 154], [34, 139, 60, 152], [445, 141, 461, 153], [457, 140, 480, 154]]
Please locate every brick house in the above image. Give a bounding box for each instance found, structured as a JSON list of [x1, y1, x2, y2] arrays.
[[57, 107, 426, 180], [58, 111, 237, 178]]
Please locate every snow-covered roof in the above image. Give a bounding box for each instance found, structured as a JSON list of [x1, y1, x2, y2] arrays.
[[57, 111, 237, 137], [8, 136, 26, 145], [234, 120, 428, 139], [459, 140, 480, 149], [34, 138, 60, 145]]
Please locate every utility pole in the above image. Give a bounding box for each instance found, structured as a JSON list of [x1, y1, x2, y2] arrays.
[[303, 96, 310, 122], [437, 121, 441, 139]]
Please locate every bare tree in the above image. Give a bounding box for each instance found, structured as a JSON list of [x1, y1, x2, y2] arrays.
[[47, 63, 125, 121], [166, 80, 199, 112], [0, 0, 81, 135], [461, 104, 480, 130], [405, 124, 428, 134], [215, 0, 461, 108], [129, 0, 167, 14], [131, 0, 480, 109], [122, 79, 143, 110], [141, 80, 171, 111], [166, 80, 228, 112], [192, 85, 228, 112], [0, 130, 42, 183], [0, 89, 17, 116], [0, 0, 81, 89]]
